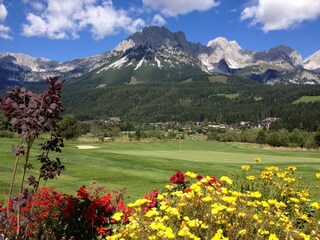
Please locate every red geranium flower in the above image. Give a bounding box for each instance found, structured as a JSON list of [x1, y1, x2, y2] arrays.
[[97, 226, 108, 236], [77, 185, 89, 199], [117, 199, 131, 223], [169, 171, 185, 184], [144, 190, 160, 210]]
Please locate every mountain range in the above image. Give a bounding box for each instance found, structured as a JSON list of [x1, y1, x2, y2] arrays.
[[1, 26, 320, 89]]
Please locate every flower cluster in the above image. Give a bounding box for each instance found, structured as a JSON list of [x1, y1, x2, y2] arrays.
[[108, 166, 320, 240], [0, 184, 129, 239]]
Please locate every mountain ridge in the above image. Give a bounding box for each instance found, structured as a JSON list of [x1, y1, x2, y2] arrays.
[[1, 26, 320, 88]]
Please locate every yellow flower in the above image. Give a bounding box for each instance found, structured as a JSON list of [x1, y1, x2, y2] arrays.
[[222, 196, 237, 205], [187, 219, 202, 228], [287, 166, 297, 171], [254, 157, 261, 162], [246, 175, 255, 181], [202, 196, 213, 202], [106, 233, 123, 240], [211, 229, 228, 240], [265, 166, 279, 171], [261, 201, 270, 208], [288, 198, 300, 204], [145, 208, 159, 218], [190, 183, 201, 192], [165, 207, 180, 217], [248, 191, 262, 198], [157, 194, 164, 200], [238, 212, 246, 217], [165, 227, 175, 239], [310, 202, 319, 210], [127, 198, 151, 208], [298, 232, 311, 240], [276, 171, 288, 178], [260, 171, 273, 179], [241, 165, 250, 171], [220, 176, 233, 185], [299, 214, 309, 222], [185, 171, 197, 179], [253, 214, 259, 220], [316, 173, 320, 179], [284, 177, 296, 183], [112, 212, 123, 221], [269, 233, 279, 240], [226, 207, 236, 212], [166, 184, 174, 190], [258, 229, 269, 235], [178, 226, 190, 237], [128, 221, 138, 230], [238, 229, 247, 236]]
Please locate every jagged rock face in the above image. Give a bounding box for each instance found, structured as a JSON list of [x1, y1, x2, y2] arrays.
[[0, 26, 320, 88], [303, 50, 320, 73], [252, 45, 302, 68], [199, 37, 253, 70], [129, 26, 188, 49]]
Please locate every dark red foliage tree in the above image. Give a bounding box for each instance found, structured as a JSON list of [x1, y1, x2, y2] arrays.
[[0, 77, 65, 238]]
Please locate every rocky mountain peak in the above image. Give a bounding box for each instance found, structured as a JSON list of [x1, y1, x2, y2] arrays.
[[207, 37, 242, 51], [266, 45, 302, 66], [128, 26, 188, 49], [303, 50, 320, 72], [1, 26, 320, 87]]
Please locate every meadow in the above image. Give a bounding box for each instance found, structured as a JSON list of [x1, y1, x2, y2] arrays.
[[0, 137, 319, 202], [292, 95, 320, 104]]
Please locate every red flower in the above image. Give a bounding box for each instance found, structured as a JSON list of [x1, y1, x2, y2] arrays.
[[207, 176, 223, 187], [169, 171, 185, 184], [144, 190, 160, 210], [84, 202, 97, 227], [63, 196, 77, 218], [77, 185, 89, 199], [97, 226, 108, 236], [98, 193, 111, 208], [196, 175, 204, 180], [117, 199, 131, 223]]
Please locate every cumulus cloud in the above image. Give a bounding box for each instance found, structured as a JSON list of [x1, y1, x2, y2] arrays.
[[0, 2, 8, 22], [22, 0, 145, 40], [0, 24, 11, 39], [241, 0, 320, 32], [143, 0, 219, 17], [0, 2, 12, 39], [151, 14, 166, 26]]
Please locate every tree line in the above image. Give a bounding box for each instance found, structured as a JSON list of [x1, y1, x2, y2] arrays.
[[207, 128, 320, 149], [61, 81, 320, 132]]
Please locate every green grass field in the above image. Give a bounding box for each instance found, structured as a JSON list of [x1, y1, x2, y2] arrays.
[[214, 93, 239, 99], [0, 137, 319, 202], [292, 95, 320, 104]]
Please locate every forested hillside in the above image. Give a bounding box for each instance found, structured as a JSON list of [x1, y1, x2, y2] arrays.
[[62, 77, 320, 131]]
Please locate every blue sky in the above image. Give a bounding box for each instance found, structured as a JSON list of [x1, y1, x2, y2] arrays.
[[0, 0, 320, 61]]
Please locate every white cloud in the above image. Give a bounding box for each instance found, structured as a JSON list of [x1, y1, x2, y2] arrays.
[[0, 2, 12, 39], [151, 14, 166, 26], [0, 24, 11, 39], [30, 2, 46, 12], [142, 0, 219, 17], [241, 0, 320, 32], [22, 0, 145, 40], [0, 3, 8, 22]]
